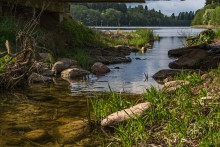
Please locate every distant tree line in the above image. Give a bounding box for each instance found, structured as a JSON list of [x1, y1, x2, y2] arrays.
[[70, 3, 195, 26]]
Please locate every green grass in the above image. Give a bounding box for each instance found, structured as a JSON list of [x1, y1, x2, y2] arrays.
[[90, 69, 220, 146], [62, 17, 105, 49], [73, 49, 93, 70], [215, 28, 220, 38], [103, 29, 155, 48]]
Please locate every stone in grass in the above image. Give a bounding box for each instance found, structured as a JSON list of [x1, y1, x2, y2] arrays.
[[24, 129, 51, 143], [101, 102, 151, 127], [163, 80, 190, 92]]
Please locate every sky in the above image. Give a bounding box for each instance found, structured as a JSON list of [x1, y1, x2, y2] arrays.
[[127, 0, 206, 16]]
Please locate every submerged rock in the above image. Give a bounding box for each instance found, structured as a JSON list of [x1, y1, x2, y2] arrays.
[[24, 129, 51, 142], [6, 138, 23, 146], [91, 62, 110, 75], [101, 102, 151, 127], [61, 68, 90, 79], [54, 120, 88, 144]]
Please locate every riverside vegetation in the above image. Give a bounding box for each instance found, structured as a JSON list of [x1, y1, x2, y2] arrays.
[[89, 67, 220, 146], [87, 29, 220, 146], [0, 11, 220, 147]]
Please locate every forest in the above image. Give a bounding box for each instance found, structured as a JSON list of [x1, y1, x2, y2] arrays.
[[192, 0, 220, 26], [70, 3, 195, 26]]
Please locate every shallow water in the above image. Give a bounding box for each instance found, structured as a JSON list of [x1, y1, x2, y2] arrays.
[[0, 27, 205, 146], [70, 27, 206, 94]]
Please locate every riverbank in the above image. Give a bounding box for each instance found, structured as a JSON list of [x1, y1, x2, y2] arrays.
[[87, 29, 220, 146], [192, 25, 220, 29], [89, 66, 220, 146]]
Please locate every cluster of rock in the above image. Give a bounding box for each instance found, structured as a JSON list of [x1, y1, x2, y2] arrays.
[[29, 43, 154, 84], [29, 54, 112, 84], [5, 120, 90, 146], [153, 30, 220, 84]]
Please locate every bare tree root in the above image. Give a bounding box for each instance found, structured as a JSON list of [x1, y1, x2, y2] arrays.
[[0, 2, 50, 89]]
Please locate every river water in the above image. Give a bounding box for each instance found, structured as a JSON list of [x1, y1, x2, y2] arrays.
[[71, 27, 205, 94], [0, 27, 205, 146]]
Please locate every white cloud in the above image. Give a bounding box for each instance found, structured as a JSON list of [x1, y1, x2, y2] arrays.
[[127, 0, 205, 16]]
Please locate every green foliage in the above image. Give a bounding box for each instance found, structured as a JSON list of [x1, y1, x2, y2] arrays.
[[104, 29, 154, 48], [130, 29, 154, 47], [62, 17, 104, 49], [0, 55, 10, 73], [192, 4, 220, 26], [192, 9, 206, 25], [73, 49, 93, 70], [215, 28, 220, 38], [71, 4, 194, 26], [0, 19, 20, 51]]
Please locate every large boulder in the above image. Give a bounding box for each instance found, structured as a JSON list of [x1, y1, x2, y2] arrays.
[[91, 62, 110, 75], [153, 69, 196, 83], [169, 49, 209, 69], [54, 120, 89, 144], [101, 102, 151, 127], [52, 58, 78, 75], [200, 55, 220, 71], [61, 68, 90, 79], [168, 48, 197, 58], [114, 45, 131, 56]]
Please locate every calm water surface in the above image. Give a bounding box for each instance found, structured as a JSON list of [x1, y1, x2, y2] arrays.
[[0, 27, 205, 146], [71, 27, 205, 94]]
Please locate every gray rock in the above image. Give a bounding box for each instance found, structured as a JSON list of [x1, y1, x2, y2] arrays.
[[39, 53, 52, 62], [24, 129, 50, 142], [54, 120, 88, 144], [94, 56, 131, 64], [91, 62, 110, 75], [169, 49, 209, 69], [130, 46, 139, 53], [153, 69, 199, 84], [101, 102, 151, 127], [114, 45, 131, 56], [42, 69, 55, 77], [34, 62, 47, 73], [52, 58, 78, 75], [200, 55, 220, 71], [61, 68, 90, 79], [29, 73, 52, 83]]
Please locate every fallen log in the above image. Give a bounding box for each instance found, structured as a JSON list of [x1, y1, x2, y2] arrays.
[[101, 102, 151, 127]]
